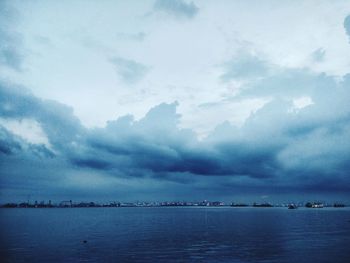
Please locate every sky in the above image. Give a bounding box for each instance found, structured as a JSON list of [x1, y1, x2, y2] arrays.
[[1, 0, 350, 203]]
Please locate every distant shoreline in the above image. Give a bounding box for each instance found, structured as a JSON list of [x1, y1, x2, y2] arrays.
[[0, 201, 347, 209]]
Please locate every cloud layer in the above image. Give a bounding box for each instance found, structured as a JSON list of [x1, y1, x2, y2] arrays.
[[1, 69, 350, 200]]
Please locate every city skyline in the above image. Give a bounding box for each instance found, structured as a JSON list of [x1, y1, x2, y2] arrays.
[[1, 198, 347, 208]]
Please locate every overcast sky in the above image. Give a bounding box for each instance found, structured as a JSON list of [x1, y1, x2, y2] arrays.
[[1, 0, 350, 203]]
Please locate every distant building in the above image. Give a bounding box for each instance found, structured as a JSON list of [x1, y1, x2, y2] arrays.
[[59, 200, 72, 207]]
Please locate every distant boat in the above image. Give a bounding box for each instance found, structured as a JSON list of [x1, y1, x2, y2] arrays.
[[305, 202, 324, 208], [333, 203, 345, 208], [288, 204, 298, 209], [288, 204, 297, 209]]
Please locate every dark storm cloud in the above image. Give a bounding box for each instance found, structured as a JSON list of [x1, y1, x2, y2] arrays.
[[153, 0, 199, 19], [1, 70, 350, 197], [0, 126, 22, 155], [0, 85, 279, 181], [79, 102, 281, 179], [0, 82, 84, 149], [0, 125, 54, 159], [71, 158, 112, 170]]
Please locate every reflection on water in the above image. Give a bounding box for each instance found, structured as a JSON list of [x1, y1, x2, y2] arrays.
[[1, 207, 350, 262]]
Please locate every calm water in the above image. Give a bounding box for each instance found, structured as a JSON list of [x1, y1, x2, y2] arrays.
[[1, 207, 350, 263]]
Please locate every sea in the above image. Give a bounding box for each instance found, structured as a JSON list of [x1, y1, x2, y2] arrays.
[[1, 207, 350, 263]]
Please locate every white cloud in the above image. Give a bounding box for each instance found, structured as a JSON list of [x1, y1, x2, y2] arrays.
[[0, 118, 50, 147], [292, 96, 314, 111]]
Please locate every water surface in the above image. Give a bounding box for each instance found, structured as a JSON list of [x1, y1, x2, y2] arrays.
[[1, 207, 350, 262]]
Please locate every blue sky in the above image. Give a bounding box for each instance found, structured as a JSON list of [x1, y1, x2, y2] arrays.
[[1, 0, 350, 202]]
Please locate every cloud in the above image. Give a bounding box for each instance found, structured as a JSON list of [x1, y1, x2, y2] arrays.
[[311, 48, 325, 62], [0, 118, 50, 147], [220, 53, 269, 82], [344, 14, 350, 40], [153, 0, 199, 19], [109, 57, 149, 84], [1, 71, 350, 200], [237, 68, 336, 101], [79, 106, 280, 180], [0, 123, 55, 160], [115, 32, 147, 42], [0, 29, 23, 70], [0, 126, 22, 155], [0, 81, 84, 151], [1, 1, 350, 202], [0, 1, 24, 71]]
